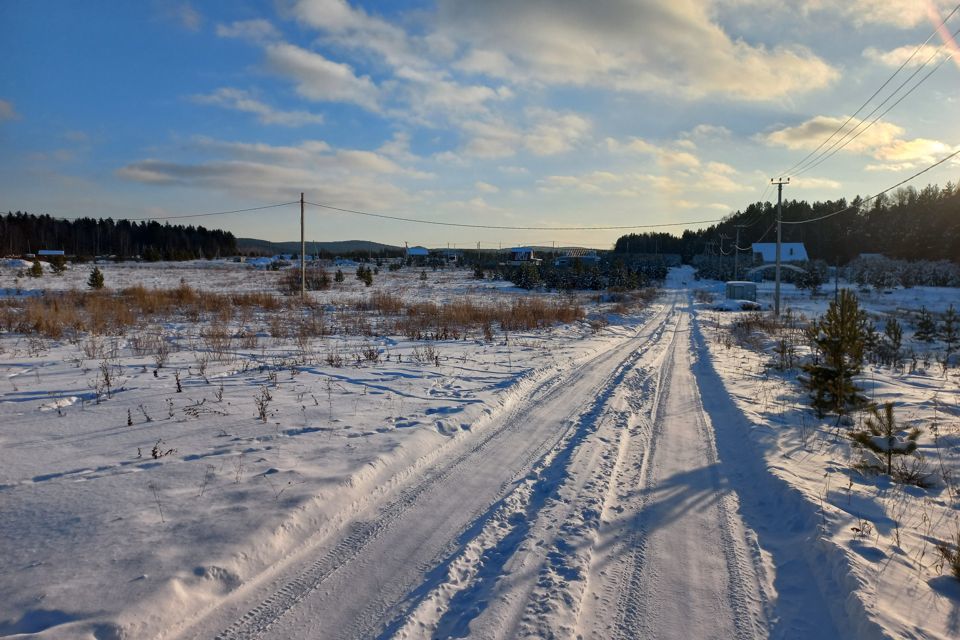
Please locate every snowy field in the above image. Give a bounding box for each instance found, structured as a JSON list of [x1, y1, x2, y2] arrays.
[[1, 260, 958, 639]]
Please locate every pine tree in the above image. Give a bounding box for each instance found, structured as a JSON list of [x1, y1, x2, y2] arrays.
[[881, 317, 903, 366], [914, 307, 937, 342], [940, 305, 959, 363], [49, 255, 67, 274], [334, 269, 344, 284], [802, 289, 868, 418], [28, 258, 43, 278], [88, 266, 105, 289], [850, 402, 921, 476], [361, 269, 373, 287]]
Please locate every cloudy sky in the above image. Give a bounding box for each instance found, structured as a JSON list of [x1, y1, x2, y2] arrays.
[[2, 0, 959, 247]]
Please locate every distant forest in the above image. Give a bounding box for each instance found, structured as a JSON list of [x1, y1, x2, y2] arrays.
[[614, 182, 960, 264], [1, 212, 237, 260]]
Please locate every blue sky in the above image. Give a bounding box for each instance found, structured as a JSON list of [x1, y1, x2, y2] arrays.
[[2, 0, 959, 247]]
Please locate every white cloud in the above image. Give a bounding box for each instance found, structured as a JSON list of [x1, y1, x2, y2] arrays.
[[524, 108, 591, 156], [265, 42, 380, 111], [158, 1, 202, 31], [805, 0, 955, 28], [863, 44, 953, 68], [872, 138, 956, 164], [0, 99, 19, 121], [462, 109, 591, 158], [438, 0, 837, 102], [764, 114, 957, 169], [192, 88, 324, 126], [377, 131, 417, 163], [286, 0, 421, 71], [764, 115, 903, 153], [604, 136, 658, 154], [397, 71, 513, 118], [790, 176, 842, 190], [117, 135, 432, 206], [462, 119, 522, 158], [215, 19, 279, 43], [684, 124, 732, 140], [475, 181, 499, 193], [189, 136, 431, 178]]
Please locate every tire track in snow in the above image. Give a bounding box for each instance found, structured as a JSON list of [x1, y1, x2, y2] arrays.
[[382, 312, 673, 640], [198, 305, 677, 640], [581, 301, 768, 640]]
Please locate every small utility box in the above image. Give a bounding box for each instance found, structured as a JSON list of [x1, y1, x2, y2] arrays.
[[725, 281, 757, 302]]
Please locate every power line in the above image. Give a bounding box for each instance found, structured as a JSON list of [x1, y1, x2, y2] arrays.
[[778, 3, 960, 177], [792, 27, 960, 177], [306, 200, 722, 231], [783, 146, 960, 225]]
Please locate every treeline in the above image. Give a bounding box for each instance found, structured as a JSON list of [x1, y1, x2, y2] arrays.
[[1, 212, 237, 260], [614, 181, 960, 264]]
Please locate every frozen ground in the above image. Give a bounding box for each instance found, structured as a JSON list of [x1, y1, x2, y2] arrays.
[[0, 261, 958, 639]]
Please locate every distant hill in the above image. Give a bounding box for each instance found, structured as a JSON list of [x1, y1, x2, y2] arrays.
[[238, 238, 403, 256]]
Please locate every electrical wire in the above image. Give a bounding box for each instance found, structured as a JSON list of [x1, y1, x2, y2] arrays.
[[782, 146, 960, 225], [792, 31, 960, 177], [778, 2, 960, 177], [306, 200, 723, 231]]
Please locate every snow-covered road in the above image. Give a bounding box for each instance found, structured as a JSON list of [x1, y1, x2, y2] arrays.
[[172, 293, 843, 640]]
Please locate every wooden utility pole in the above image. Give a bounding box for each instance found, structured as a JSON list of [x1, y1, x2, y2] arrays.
[[300, 192, 305, 299], [771, 177, 789, 316], [733, 225, 745, 280]]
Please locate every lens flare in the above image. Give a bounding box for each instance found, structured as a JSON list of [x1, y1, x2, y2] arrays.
[[927, 0, 960, 70]]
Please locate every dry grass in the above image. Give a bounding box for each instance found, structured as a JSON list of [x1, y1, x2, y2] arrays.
[[0, 285, 284, 339], [395, 296, 583, 339], [0, 285, 586, 342]]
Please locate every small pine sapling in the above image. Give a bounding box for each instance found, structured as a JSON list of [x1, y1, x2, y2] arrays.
[[939, 304, 958, 366], [914, 307, 937, 343], [882, 317, 903, 366], [88, 266, 105, 289], [802, 290, 868, 419], [850, 402, 921, 476]]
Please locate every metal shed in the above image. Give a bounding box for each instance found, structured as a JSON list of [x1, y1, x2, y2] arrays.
[[725, 281, 757, 301]]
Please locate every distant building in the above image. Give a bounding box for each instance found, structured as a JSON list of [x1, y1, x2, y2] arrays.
[[555, 251, 600, 268], [751, 242, 808, 263], [440, 249, 462, 264], [507, 247, 541, 266], [37, 250, 65, 257], [405, 245, 430, 266], [725, 281, 757, 301]]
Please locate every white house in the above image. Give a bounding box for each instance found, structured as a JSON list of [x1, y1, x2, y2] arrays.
[[751, 242, 808, 263], [508, 247, 541, 266]]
